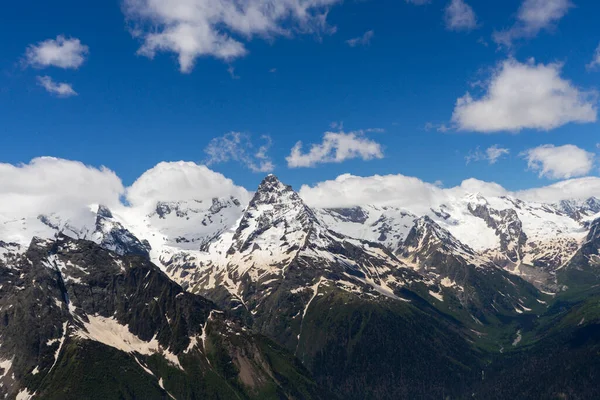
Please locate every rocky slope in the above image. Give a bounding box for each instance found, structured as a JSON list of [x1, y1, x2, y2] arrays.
[[0, 235, 326, 399]]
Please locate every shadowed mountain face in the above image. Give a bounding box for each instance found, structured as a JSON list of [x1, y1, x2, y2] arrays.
[[0, 235, 326, 400], [1, 175, 600, 399]]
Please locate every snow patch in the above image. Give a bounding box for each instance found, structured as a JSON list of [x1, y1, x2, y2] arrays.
[[49, 322, 68, 373], [0, 359, 12, 379], [16, 389, 33, 400], [512, 330, 522, 346], [429, 290, 444, 302], [75, 315, 182, 369]]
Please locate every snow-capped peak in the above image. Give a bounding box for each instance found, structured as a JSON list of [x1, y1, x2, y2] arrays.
[[465, 192, 488, 207], [250, 174, 298, 206], [229, 175, 317, 256], [91, 205, 150, 257]]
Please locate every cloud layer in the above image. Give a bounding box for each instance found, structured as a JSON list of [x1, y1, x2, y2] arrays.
[[286, 131, 384, 168], [25, 36, 89, 69], [452, 59, 597, 133], [522, 144, 595, 180], [298, 172, 600, 210], [122, 0, 341, 73], [1, 157, 599, 223]]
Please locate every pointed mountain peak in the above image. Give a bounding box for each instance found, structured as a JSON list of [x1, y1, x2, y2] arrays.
[[96, 204, 114, 219], [250, 174, 299, 207], [408, 216, 476, 252], [414, 216, 444, 234], [92, 206, 151, 258], [586, 197, 600, 211], [256, 174, 291, 192], [229, 175, 317, 255]]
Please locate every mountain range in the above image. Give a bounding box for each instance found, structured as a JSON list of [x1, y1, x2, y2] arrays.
[[1, 174, 600, 399]]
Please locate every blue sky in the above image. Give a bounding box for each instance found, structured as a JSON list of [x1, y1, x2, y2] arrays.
[[1, 0, 599, 193]]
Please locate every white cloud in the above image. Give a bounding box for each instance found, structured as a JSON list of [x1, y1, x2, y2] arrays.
[[452, 59, 597, 133], [587, 43, 600, 70], [0, 157, 123, 218], [25, 36, 89, 69], [522, 144, 595, 180], [122, 0, 341, 73], [299, 173, 446, 211], [444, 0, 477, 32], [126, 162, 249, 211], [0, 158, 249, 218], [346, 30, 374, 47], [486, 145, 510, 164], [299, 172, 600, 211], [298, 173, 512, 211], [494, 0, 573, 47], [36, 76, 78, 97], [204, 132, 274, 173], [405, 0, 430, 5], [516, 177, 600, 203], [286, 131, 384, 168], [466, 145, 510, 165]]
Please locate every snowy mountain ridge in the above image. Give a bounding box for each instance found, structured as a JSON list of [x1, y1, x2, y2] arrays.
[[1, 174, 599, 296]]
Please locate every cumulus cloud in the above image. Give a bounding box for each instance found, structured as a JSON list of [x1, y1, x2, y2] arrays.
[[516, 177, 600, 203], [126, 161, 250, 210], [444, 0, 477, 32], [587, 43, 600, 70], [204, 132, 274, 173], [286, 131, 384, 168], [36, 76, 77, 97], [299, 172, 600, 211], [25, 36, 89, 69], [493, 0, 573, 47], [452, 59, 597, 133], [466, 145, 510, 165], [298, 173, 514, 212], [522, 144, 595, 180], [0, 157, 124, 218], [0, 158, 250, 219], [346, 30, 374, 47], [299, 173, 446, 212], [122, 0, 341, 73]]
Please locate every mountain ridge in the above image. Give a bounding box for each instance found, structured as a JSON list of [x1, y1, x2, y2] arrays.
[[2, 174, 600, 399]]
